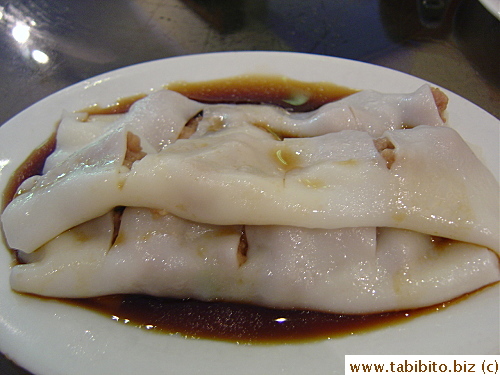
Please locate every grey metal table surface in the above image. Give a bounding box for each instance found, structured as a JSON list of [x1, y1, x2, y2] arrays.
[[0, 0, 498, 374]]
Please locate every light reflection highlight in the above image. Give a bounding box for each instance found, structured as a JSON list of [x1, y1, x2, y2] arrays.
[[31, 49, 49, 64], [12, 21, 30, 44], [274, 317, 287, 323], [3, 6, 51, 66], [0, 159, 10, 172]]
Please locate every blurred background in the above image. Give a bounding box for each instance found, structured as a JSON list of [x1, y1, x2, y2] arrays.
[[0, 0, 498, 127]]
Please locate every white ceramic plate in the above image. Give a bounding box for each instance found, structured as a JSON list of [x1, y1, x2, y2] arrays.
[[0, 52, 498, 375], [479, 0, 500, 19]]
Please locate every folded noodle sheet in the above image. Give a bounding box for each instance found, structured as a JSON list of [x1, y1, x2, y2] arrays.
[[2, 85, 499, 314]]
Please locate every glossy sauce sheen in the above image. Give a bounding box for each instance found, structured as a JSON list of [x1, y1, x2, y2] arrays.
[[167, 74, 359, 112], [73, 295, 451, 343], [5, 75, 459, 344], [2, 134, 56, 209]]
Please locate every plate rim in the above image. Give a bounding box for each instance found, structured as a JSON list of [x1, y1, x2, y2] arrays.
[[478, 0, 500, 19]]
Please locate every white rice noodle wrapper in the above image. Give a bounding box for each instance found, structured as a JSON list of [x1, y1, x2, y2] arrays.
[[11, 209, 243, 300], [193, 84, 444, 138], [2, 90, 205, 253], [2, 124, 498, 254], [44, 89, 205, 171], [383, 126, 499, 252], [11, 208, 499, 313], [122, 124, 393, 226], [240, 226, 498, 312], [123, 125, 499, 252], [43, 112, 124, 172], [5, 126, 130, 253], [113, 89, 205, 152], [4, 86, 499, 314]]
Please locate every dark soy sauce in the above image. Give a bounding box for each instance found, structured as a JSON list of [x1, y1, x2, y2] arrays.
[[2, 133, 56, 209], [71, 294, 460, 344], [167, 74, 359, 112], [3, 75, 474, 344]]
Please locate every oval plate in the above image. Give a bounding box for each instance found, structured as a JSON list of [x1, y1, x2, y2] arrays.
[[0, 52, 498, 375]]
